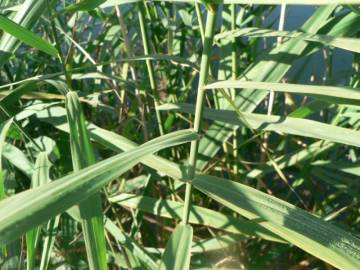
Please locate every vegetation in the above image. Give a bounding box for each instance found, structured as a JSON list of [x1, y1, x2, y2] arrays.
[[0, 0, 360, 269]]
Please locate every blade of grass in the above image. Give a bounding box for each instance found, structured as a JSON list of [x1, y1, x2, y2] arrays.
[[65, 0, 106, 12], [0, 119, 13, 200], [101, 0, 360, 6], [215, 27, 360, 53], [109, 193, 285, 242], [65, 91, 108, 270], [0, 129, 197, 246], [205, 80, 360, 103], [104, 219, 158, 270], [192, 175, 360, 270], [34, 105, 185, 180], [0, 0, 57, 65], [158, 224, 193, 270], [0, 15, 57, 56], [26, 153, 51, 270]]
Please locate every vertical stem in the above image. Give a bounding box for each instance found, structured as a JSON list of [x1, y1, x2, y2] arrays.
[[230, 4, 239, 181], [115, 5, 149, 141], [267, 4, 286, 116], [182, 5, 218, 224], [167, 3, 175, 55], [195, 3, 205, 44], [138, 1, 165, 135], [230, 5, 237, 83], [262, 4, 287, 162]]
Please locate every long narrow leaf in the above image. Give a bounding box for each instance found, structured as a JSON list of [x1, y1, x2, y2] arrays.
[[215, 27, 360, 53], [26, 153, 50, 270], [110, 193, 284, 242], [0, 15, 57, 56], [205, 80, 360, 103], [159, 103, 360, 148], [65, 91, 108, 270], [0, 129, 197, 246], [192, 175, 360, 270], [158, 224, 193, 270]]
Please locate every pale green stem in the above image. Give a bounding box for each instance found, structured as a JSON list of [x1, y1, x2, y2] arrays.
[[263, 4, 287, 162], [230, 4, 239, 181], [268, 4, 286, 116], [138, 1, 165, 135], [182, 5, 218, 224], [195, 3, 205, 44], [195, 3, 220, 110]]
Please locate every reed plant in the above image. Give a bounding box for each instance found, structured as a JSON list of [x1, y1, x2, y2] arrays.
[[1, 0, 360, 269]]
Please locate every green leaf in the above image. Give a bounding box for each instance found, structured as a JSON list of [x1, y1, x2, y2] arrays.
[[0, 119, 13, 200], [101, 0, 360, 6], [246, 141, 334, 179], [205, 80, 360, 104], [160, 103, 360, 148], [215, 27, 360, 53], [0, 15, 57, 56], [65, 91, 108, 270], [26, 152, 51, 270], [195, 5, 339, 172], [110, 193, 284, 243], [34, 105, 186, 180], [39, 216, 60, 270], [0, 129, 197, 246], [2, 143, 34, 178], [104, 219, 158, 270], [158, 224, 193, 270], [192, 175, 360, 270], [65, 0, 106, 12], [0, 0, 57, 65]]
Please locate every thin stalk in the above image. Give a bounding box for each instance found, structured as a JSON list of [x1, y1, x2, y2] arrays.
[[182, 5, 218, 225], [230, 4, 239, 181], [138, 1, 165, 135], [115, 5, 149, 141], [46, 1, 72, 93], [262, 4, 287, 162], [195, 4, 222, 113], [167, 3, 175, 55], [267, 4, 286, 116], [195, 3, 205, 44]]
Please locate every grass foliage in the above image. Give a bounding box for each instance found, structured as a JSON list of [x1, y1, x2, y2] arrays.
[[0, 0, 360, 269]]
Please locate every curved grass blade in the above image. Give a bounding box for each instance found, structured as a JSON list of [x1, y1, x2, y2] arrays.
[[246, 141, 334, 179], [110, 193, 284, 243], [215, 27, 360, 53], [0, 129, 197, 246], [65, 0, 106, 12], [34, 105, 185, 180], [158, 224, 193, 270], [192, 175, 360, 270], [0, 0, 57, 65], [0, 15, 57, 56], [160, 103, 360, 148], [205, 80, 360, 103], [2, 143, 34, 178]]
